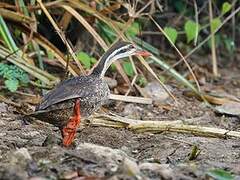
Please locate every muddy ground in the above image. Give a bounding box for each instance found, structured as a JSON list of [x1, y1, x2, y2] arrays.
[[0, 66, 240, 180]]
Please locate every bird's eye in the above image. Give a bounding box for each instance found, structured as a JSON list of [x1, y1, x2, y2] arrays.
[[128, 45, 135, 49]]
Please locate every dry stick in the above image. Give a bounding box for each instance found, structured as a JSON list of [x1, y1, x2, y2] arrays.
[[0, 95, 21, 107], [131, 124, 240, 139], [0, 8, 35, 24], [208, 0, 218, 77], [163, 5, 240, 76], [193, 0, 199, 46], [87, 114, 240, 139], [231, 1, 237, 44], [149, 16, 201, 93], [36, 0, 85, 75], [109, 94, 152, 105]]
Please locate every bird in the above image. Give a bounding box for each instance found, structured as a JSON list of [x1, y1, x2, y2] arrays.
[[28, 41, 150, 147]]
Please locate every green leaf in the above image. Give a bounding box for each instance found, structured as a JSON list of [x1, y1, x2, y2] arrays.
[[0, 16, 20, 54], [164, 27, 178, 44], [4, 79, 19, 92], [211, 18, 221, 32], [137, 75, 147, 87], [133, 37, 160, 56], [97, 21, 116, 42], [207, 169, 234, 180], [77, 51, 91, 69], [126, 22, 140, 37], [0, 63, 8, 75], [184, 20, 200, 43], [90, 57, 97, 64], [47, 50, 55, 59], [123, 61, 134, 77], [18, 71, 30, 84], [221, 2, 232, 15]]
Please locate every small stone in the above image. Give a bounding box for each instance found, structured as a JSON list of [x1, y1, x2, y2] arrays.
[[122, 158, 141, 177], [76, 143, 128, 176], [14, 148, 32, 161], [0, 132, 7, 136], [0, 166, 28, 180], [122, 104, 143, 119], [143, 82, 171, 104], [10, 148, 32, 167], [60, 171, 78, 179], [104, 77, 118, 89], [0, 102, 8, 113], [140, 163, 174, 180], [215, 102, 240, 116]]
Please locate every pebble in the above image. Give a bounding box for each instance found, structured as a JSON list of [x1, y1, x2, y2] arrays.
[[13, 148, 32, 161], [139, 163, 174, 180], [122, 158, 141, 177], [104, 77, 118, 89], [143, 82, 171, 104], [215, 102, 240, 116], [0, 102, 8, 113], [76, 143, 127, 174], [122, 104, 143, 119]]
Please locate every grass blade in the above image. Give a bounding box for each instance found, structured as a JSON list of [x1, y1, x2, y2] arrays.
[[0, 16, 20, 54]]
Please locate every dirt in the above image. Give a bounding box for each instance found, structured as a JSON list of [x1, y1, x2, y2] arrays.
[[0, 67, 240, 180]]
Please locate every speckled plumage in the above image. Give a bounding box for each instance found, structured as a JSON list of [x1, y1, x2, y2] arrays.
[[32, 74, 110, 127], [29, 41, 147, 130]]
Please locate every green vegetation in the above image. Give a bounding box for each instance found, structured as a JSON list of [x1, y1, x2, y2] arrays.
[[207, 169, 235, 180], [0, 63, 29, 92], [0, 0, 238, 97]]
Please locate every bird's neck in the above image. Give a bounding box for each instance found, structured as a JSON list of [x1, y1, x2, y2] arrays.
[[91, 50, 118, 78]]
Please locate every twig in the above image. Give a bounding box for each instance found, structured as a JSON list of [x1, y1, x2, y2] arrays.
[[193, 0, 199, 46], [208, 0, 218, 76], [0, 95, 21, 107], [85, 114, 240, 139], [109, 94, 152, 104]]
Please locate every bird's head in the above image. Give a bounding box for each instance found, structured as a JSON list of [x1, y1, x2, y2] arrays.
[[92, 41, 150, 78]]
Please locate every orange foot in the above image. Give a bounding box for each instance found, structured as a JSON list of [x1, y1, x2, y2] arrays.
[[62, 99, 81, 147]]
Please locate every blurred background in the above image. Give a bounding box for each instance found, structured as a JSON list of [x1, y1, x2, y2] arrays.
[[0, 1, 240, 179], [0, 0, 239, 98]]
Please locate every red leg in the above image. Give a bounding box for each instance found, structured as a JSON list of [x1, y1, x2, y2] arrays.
[[62, 99, 81, 146]]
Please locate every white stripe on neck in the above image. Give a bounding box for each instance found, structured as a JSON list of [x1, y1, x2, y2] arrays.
[[99, 45, 131, 78]]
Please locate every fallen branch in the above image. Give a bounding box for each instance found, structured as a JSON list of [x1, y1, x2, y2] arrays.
[[85, 114, 240, 139], [109, 94, 152, 104]]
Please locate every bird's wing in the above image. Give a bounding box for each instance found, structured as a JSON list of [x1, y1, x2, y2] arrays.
[[36, 76, 102, 110]]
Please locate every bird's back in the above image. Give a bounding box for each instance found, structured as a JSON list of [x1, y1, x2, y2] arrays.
[[36, 74, 109, 111], [31, 74, 109, 127]]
